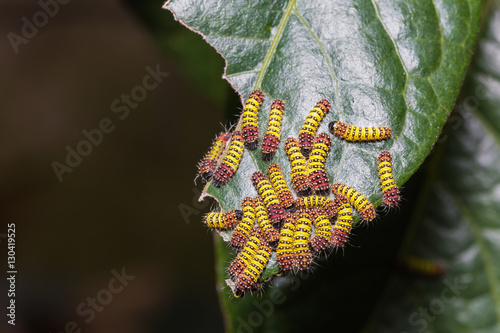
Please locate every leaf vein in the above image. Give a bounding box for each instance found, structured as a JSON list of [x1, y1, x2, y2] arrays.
[[441, 181, 500, 328], [206, 34, 270, 42], [291, 8, 343, 118], [254, 0, 297, 88], [370, 0, 411, 150], [226, 70, 260, 78]]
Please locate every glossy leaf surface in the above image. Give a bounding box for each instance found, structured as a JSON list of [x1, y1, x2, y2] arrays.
[[164, 0, 485, 331]]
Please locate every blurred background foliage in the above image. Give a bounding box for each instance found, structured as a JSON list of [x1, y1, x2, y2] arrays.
[[1, 0, 498, 333], [0, 0, 236, 331]]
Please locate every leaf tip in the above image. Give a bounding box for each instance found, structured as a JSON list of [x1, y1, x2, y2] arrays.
[[162, 1, 171, 9]]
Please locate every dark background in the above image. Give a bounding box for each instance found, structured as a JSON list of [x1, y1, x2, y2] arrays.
[[0, 0, 235, 332]]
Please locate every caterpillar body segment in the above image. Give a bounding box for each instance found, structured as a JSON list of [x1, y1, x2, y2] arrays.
[[309, 208, 332, 252], [196, 132, 231, 182], [234, 244, 272, 297], [296, 195, 336, 219], [254, 197, 280, 246], [228, 229, 262, 281], [329, 121, 391, 142], [251, 171, 285, 225], [293, 210, 313, 271], [332, 183, 376, 222], [299, 99, 331, 157], [268, 163, 295, 210], [212, 131, 245, 188], [331, 195, 353, 248], [242, 90, 265, 150], [203, 210, 242, 229], [231, 197, 256, 249], [378, 151, 400, 208], [261, 99, 285, 161], [276, 213, 296, 273], [308, 133, 332, 195], [284, 138, 311, 196]]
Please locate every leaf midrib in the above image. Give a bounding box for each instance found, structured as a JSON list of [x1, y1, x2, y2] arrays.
[[254, 0, 297, 89]]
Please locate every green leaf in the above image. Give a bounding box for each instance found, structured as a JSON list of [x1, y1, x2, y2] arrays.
[[164, 0, 483, 331], [364, 4, 500, 331]]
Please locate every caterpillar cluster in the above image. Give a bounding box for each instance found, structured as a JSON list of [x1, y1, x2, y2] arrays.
[[196, 132, 231, 182], [197, 91, 404, 297], [222, 195, 343, 296], [205, 191, 363, 296], [195, 91, 287, 188]]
